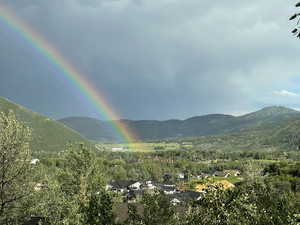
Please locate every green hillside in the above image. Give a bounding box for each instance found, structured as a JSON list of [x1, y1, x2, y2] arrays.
[[171, 115, 300, 152], [0, 97, 90, 152]]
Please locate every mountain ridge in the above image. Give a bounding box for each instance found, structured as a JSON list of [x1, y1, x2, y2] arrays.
[[59, 106, 300, 142]]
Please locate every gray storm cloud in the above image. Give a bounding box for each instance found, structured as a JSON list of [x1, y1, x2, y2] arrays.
[[0, 0, 299, 120]]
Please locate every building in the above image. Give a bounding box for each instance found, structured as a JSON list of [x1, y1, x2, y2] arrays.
[[170, 198, 181, 206], [109, 180, 136, 193], [112, 147, 124, 151], [129, 182, 143, 190], [177, 173, 185, 180], [30, 159, 40, 165]]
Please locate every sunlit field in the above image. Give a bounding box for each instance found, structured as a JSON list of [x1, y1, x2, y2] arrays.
[[96, 142, 182, 152]]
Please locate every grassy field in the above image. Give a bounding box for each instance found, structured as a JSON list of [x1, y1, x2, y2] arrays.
[[96, 142, 181, 152]]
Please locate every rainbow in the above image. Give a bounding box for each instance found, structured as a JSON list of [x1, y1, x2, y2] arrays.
[[0, 5, 138, 144]]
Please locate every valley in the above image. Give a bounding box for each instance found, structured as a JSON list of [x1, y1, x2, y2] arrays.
[[1, 97, 300, 224]]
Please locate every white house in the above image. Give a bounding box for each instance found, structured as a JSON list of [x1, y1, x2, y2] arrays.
[[105, 184, 113, 191], [112, 147, 124, 151], [177, 173, 185, 179], [30, 159, 40, 165], [34, 183, 45, 191], [129, 182, 142, 190], [170, 198, 181, 206], [164, 189, 177, 195]]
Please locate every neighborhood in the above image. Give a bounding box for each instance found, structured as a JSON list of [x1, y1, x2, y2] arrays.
[[106, 169, 241, 205]]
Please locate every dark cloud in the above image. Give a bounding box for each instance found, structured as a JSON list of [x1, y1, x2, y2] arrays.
[[0, 0, 300, 120]]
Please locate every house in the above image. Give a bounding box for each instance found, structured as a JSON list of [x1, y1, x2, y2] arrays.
[[162, 182, 176, 188], [170, 191, 203, 203], [34, 183, 44, 191], [33, 182, 47, 192], [109, 180, 136, 193], [112, 147, 124, 151], [126, 190, 144, 203], [213, 171, 226, 177], [163, 186, 178, 195], [223, 170, 241, 177], [224, 173, 231, 178], [170, 198, 181, 206], [105, 184, 113, 191], [177, 173, 185, 180], [22, 217, 45, 225], [181, 142, 193, 146], [30, 159, 40, 165], [159, 182, 179, 195], [129, 182, 143, 190], [142, 181, 156, 190], [198, 173, 210, 179]]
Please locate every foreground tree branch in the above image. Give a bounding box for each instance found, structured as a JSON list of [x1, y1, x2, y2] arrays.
[[0, 111, 32, 224], [290, 2, 300, 38]]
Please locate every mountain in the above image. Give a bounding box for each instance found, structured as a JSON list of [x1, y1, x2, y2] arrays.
[[217, 106, 300, 132], [59, 117, 121, 142], [241, 106, 299, 119], [173, 114, 300, 152], [0, 97, 90, 152], [59, 106, 300, 142]]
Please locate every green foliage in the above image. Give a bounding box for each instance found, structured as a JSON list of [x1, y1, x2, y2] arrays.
[[184, 181, 297, 225], [263, 163, 282, 175], [125, 203, 142, 225], [27, 144, 112, 225], [0, 111, 32, 225], [82, 192, 115, 225], [142, 191, 176, 225], [58, 144, 105, 196], [124, 191, 177, 225]]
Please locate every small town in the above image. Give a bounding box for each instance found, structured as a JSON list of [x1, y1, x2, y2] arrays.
[[107, 170, 241, 205]]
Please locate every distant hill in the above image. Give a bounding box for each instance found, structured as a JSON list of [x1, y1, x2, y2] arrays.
[[0, 97, 90, 152], [172, 115, 300, 152], [59, 106, 300, 142], [59, 117, 121, 142]]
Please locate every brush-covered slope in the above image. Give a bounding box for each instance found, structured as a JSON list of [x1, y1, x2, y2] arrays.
[[59, 106, 300, 142], [0, 97, 89, 152], [125, 114, 235, 139], [229, 106, 300, 130], [173, 115, 300, 152], [59, 117, 121, 142]]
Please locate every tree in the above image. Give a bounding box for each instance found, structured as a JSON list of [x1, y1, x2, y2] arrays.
[[184, 181, 297, 225], [290, 2, 300, 38], [82, 191, 115, 225], [141, 190, 176, 225], [29, 144, 114, 225], [0, 111, 32, 224]]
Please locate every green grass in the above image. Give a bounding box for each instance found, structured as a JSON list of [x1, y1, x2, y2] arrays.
[[98, 142, 181, 152], [206, 176, 242, 184]]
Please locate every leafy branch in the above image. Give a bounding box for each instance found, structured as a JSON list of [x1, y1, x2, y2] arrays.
[[290, 2, 300, 38]]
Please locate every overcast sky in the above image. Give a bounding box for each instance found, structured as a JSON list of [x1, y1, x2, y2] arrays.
[[0, 0, 300, 120]]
